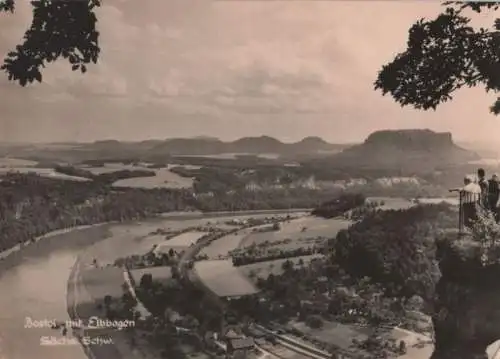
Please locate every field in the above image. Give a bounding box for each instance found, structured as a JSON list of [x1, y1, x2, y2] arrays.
[[238, 216, 351, 249], [0, 166, 90, 181], [0, 156, 91, 181], [175, 153, 280, 160], [130, 266, 173, 285], [83, 224, 178, 265], [366, 196, 414, 211], [289, 319, 373, 351], [199, 229, 251, 259], [0, 157, 38, 167], [79, 162, 195, 188], [154, 231, 207, 254], [239, 254, 323, 279], [167, 231, 207, 246], [83, 214, 305, 264], [194, 259, 258, 297], [112, 167, 193, 189], [80, 267, 125, 301]]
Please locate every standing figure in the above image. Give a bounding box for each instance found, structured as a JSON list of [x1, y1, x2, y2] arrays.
[[489, 174, 500, 222], [477, 168, 489, 209], [450, 175, 481, 230]]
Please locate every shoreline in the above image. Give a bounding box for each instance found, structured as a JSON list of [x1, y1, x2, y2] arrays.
[[0, 222, 114, 262], [0, 208, 314, 264]]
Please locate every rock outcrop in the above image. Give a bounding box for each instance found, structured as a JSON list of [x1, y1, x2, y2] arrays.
[[432, 232, 500, 359], [329, 129, 479, 171]]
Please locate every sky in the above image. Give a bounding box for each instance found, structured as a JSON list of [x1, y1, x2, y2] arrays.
[[0, 0, 499, 144]]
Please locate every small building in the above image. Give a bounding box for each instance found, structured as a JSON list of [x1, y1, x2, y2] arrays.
[[226, 337, 255, 355]]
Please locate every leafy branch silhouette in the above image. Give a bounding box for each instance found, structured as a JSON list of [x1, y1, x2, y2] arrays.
[[375, 1, 500, 114], [0, 0, 101, 86]]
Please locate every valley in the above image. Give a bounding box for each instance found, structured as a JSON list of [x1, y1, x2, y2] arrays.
[[0, 129, 498, 359]]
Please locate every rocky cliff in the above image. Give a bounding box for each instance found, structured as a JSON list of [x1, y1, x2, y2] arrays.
[[432, 232, 500, 359], [364, 129, 453, 151], [330, 129, 479, 171]]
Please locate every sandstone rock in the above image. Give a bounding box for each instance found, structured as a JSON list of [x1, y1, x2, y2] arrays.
[[432, 232, 500, 359]]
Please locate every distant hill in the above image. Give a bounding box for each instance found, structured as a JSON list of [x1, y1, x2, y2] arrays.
[[456, 141, 499, 159], [145, 135, 348, 156], [4, 136, 350, 163], [315, 129, 480, 172]]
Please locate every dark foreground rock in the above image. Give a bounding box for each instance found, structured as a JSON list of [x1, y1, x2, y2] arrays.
[[431, 232, 500, 359]]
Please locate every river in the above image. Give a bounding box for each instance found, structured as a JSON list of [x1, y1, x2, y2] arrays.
[[0, 210, 310, 359], [0, 225, 110, 359]]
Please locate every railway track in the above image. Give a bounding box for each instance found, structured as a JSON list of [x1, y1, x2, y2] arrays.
[[177, 219, 341, 359], [254, 325, 331, 359]]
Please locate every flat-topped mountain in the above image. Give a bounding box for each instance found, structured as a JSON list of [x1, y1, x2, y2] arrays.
[[364, 129, 454, 150], [320, 129, 479, 171]]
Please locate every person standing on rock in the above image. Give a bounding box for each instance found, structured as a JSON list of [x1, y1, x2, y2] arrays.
[[488, 174, 500, 222], [450, 175, 481, 230], [477, 168, 489, 209]]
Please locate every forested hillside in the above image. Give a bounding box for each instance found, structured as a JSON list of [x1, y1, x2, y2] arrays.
[[0, 173, 196, 252], [0, 172, 331, 253], [332, 204, 457, 302]]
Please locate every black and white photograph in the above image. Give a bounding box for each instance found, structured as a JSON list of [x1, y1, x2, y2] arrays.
[[1, 1, 500, 358]]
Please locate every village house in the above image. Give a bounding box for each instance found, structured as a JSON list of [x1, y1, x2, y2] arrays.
[[225, 337, 255, 358]]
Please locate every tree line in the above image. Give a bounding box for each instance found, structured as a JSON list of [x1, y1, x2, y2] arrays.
[[0, 173, 196, 252]]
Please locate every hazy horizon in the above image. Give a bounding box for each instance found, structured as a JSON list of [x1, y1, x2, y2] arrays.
[[0, 131, 493, 148], [1, 1, 500, 144]]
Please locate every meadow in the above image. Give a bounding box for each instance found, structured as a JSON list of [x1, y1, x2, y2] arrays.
[[82, 224, 176, 265], [193, 259, 258, 297], [81, 214, 302, 264], [238, 216, 351, 248], [0, 157, 38, 167], [239, 254, 323, 279], [154, 231, 207, 254], [0, 163, 90, 181], [289, 319, 372, 351], [112, 168, 194, 189], [0, 156, 93, 181], [174, 153, 280, 160], [80, 266, 125, 301], [198, 229, 251, 259], [79, 162, 195, 188]]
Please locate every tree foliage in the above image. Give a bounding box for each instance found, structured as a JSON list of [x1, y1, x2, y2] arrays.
[[333, 204, 457, 301], [0, 0, 100, 86], [375, 1, 500, 114]]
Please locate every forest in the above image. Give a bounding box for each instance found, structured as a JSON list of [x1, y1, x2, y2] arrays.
[[332, 203, 457, 303], [0, 173, 196, 252]]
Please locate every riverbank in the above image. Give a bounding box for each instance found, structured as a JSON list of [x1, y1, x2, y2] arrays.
[[0, 208, 313, 266], [0, 208, 320, 359]]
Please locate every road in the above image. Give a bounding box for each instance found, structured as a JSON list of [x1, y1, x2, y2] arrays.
[[176, 223, 333, 359], [0, 204, 464, 359], [68, 256, 124, 359], [66, 209, 307, 359]]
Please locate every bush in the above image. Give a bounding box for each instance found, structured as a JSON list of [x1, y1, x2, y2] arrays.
[[305, 315, 323, 329], [312, 192, 366, 218]]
